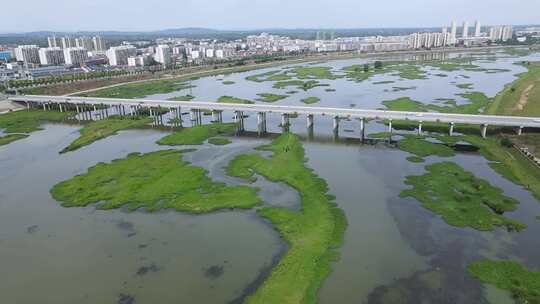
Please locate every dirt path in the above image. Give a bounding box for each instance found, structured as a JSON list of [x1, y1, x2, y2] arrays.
[[514, 83, 535, 111]]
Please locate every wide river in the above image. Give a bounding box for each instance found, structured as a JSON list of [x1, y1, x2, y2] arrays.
[[1, 49, 540, 304]]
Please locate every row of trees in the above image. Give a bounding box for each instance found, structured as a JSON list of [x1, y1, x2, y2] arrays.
[[6, 70, 145, 89]]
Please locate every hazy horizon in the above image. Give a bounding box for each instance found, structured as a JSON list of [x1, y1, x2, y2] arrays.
[[1, 0, 539, 33]]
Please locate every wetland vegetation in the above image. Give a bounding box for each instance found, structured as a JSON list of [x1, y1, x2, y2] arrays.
[[227, 133, 346, 304], [50, 149, 261, 213], [401, 162, 525, 232], [60, 116, 152, 153], [156, 123, 237, 145]]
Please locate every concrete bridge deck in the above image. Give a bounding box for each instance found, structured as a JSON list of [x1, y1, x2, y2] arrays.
[[8, 95, 540, 137]]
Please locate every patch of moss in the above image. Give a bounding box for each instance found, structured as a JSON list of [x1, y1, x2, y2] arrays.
[[467, 260, 540, 304], [273, 80, 329, 91], [222, 80, 235, 85], [401, 162, 525, 232], [78, 80, 195, 99], [50, 149, 261, 213], [157, 123, 237, 146], [226, 133, 346, 303]]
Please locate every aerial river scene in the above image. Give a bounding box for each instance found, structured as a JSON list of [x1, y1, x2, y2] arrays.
[[1, 47, 540, 304]]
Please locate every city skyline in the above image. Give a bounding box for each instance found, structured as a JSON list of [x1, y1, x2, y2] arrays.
[[1, 0, 539, 33]]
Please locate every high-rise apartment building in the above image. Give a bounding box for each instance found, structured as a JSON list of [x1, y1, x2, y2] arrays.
[[154, 45, 171, 65], [63, 47, 88, 65], [39, 47, 65, 65], [61, 37, 76, 49], [474, 21, 481, 37], [92, 36, 106, 52], [14, 45, 40, 64], [75, 37, 94, 51], [489, 25, 513, 42], [106, 45, 137, 66], [47, 36, 61, 48], [462, 21, 469, 38], [450, 21, 457, 44]]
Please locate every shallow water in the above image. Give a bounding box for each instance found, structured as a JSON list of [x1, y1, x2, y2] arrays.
[[2, 49, 540, 303]]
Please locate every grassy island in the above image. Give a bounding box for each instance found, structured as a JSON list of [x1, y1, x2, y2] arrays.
[[0, 134, 29, 146], [168, 95, 195, 101], [60, 117, 152, 153], [397, 135, 455, 160], [217, 96, 254, 104], [401, 162, 525, 232], [50, 149, 261, 213], [0, 109, 73, 133], [301, 97, 321, 105], [383, 92, 491, 114], [256, 93, 288, 103], [467, 260, 540, 304], [157, 123, 237, 146], [226, 133, 346, 304], [0, 109, 74, 146], [208, 137, 231, 145]]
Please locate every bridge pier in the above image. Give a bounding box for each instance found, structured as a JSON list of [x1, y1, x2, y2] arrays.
[[481, 124, 488, 138], [360, 118, 365, 141], [236, 111, 244, 132], [418, 121, 423, 135], [333, 116, 340, 133], [257, 112, 266, 135], [449, 122, 455, 136], [518, 126, 523, 136], [307, 114, 314, 129], [281, 113, 290, 129], [176, 107, 182, 127], [388, 119, 393, 134]]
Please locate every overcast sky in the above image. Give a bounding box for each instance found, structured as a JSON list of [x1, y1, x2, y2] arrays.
[[2, 0, 539, 33]]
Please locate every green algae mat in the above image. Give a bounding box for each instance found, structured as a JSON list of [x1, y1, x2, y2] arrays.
[[468, 260, 540, 304], [401, 162, 525, 232], [227, 133, 346, 304], [50, 149, 261, 213]]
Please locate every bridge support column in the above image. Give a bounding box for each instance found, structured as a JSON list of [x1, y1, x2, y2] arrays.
[[360, 118, 365, 142], [59, 104, 64, 113], [388, 119, 393, 134], [212, 110, 220, 123], [281, 113, 289, 128], [481, 124, 488, 138], [333, 116, 339, 133], [43, 103, 46, 111], [307, 114, 314, 129], [180, 107, 182, 127], [149, 108, 155, 126], [418, 121, 423, 135], [449, 122, 455, 136], [235, 111, 244, 132], [517, 126, 523, 136], [257, 112, 266, 135]]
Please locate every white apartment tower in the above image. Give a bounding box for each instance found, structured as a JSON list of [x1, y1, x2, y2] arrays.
[[450, 21, 457, 44], [154, 45, 171, 65], [92, 36, 106, 52], [14, 45, 41, 64], [47, 36, 60, 48], [63, 47, 88, 65], [75, 37, 94, 51], [474, 21, 481, 37], [39, 47, 65, 65], [61, 37, 76, 49], [106, 45, 137, 66], [462, 21, 469, 38]]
